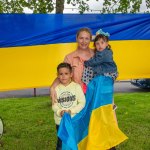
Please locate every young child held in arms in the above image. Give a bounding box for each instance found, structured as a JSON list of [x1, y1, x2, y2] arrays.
[[82, 29, 118, 85], [52, 62, 86, 150]]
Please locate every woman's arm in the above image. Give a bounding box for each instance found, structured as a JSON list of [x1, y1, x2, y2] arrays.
[[50, 77, 60, 104], [84, 52, 103, 67]]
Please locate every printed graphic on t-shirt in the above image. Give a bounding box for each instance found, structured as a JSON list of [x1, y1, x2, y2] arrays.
[[57, 91, 76, 108]]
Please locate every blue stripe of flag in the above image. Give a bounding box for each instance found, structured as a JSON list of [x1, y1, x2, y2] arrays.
[[0, 14, 150, 48]]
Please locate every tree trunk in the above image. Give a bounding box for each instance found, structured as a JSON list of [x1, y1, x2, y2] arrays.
[[56, 0, 65, 13]]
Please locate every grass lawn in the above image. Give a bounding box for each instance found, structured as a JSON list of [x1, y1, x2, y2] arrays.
[[0, 93, 150, 150]]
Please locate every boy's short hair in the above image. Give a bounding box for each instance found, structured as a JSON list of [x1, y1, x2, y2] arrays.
[[57, 62, 72, 73]]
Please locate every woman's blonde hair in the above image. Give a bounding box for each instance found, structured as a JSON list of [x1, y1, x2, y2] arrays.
[[76, 27, 92, 40]]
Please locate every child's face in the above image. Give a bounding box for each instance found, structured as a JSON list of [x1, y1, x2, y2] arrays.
[[58, 67, 72, 86], [95, 38, 108, 51]]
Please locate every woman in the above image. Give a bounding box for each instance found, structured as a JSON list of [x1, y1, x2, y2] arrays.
[[50, 27, 94, 103]]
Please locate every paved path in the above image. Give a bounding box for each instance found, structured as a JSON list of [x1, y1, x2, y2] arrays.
[[0, 81, 150, 99]]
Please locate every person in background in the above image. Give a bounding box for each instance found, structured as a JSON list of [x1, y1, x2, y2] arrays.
[[52, 62, 86, 150]]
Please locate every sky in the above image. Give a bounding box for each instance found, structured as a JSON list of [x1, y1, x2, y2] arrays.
[[63, 0, 148, 13], [63, 0, 103, 13], [24, 0, 148, 13]]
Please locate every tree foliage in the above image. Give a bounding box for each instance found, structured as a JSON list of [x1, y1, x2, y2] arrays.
[[102, 0, 149, 13], [0, 0, 149, 14]]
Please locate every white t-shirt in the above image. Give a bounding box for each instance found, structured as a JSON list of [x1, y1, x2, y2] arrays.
[[52, 81, 86, 125]]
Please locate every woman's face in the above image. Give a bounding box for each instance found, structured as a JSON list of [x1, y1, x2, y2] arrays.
[[76, 31, 91, 50]]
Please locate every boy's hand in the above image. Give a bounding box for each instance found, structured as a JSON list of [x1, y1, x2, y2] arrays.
[[60, 110, 71, 117], [67, 110, 71, 115], [60, 110, 65, 117]]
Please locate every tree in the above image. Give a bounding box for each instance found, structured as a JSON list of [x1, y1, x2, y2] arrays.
[[56, 0, 64, 13], [0, 0, 149, 14]]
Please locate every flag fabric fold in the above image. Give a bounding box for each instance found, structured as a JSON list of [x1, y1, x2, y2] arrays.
[[58, 76, 128, 150], [59, 113, 78, 150]]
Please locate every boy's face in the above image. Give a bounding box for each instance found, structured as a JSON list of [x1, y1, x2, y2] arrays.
[[58, 67, 72, 86], [95, 38, 108, 51]]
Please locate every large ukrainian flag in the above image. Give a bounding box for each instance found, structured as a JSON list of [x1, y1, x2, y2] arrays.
[[0, 14, 150, 91], [58, 76, 128, 150]]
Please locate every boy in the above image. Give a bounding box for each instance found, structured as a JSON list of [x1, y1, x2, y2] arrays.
[[52, 62, 86, 150]]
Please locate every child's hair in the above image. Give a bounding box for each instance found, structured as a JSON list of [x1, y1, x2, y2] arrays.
[[76, 27, 92, 40], [93, 34, 111, 52], [57, 62, 72, 73]]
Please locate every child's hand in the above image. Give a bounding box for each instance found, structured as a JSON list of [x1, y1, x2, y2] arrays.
[[67, 110, 71, 115], [60, 110, 71, 117], [60, 110, 65, 117]]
